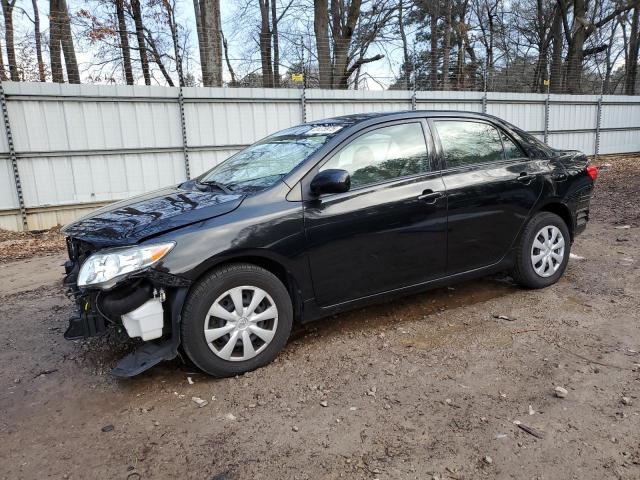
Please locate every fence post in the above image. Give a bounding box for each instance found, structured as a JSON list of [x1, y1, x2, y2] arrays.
[[0, 82, 28, 231], [594, 80, 604, 160], [544, 80, 550, 144], [411, 54, 417, 111], [300, 38, 307, 123], [482, 65, 488, 114], [178, 86, 190, 180]]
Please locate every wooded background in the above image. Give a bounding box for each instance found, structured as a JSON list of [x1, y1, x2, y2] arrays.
[[1, 0, 639, 94]]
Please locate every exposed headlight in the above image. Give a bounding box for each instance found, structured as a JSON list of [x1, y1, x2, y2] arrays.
[[78, 242, 175, 288]]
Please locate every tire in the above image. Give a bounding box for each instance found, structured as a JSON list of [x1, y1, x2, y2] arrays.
[[181, 263, 293, 377], [511, 212, 571, 289]]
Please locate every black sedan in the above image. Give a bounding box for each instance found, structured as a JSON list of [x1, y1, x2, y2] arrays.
[[61, 111, 597, 377]]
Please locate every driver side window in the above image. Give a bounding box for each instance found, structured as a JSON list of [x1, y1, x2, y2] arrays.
[[321, 122, 429, 189]]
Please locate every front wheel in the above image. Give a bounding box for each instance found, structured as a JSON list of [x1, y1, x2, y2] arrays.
[[511, 212, 571, 289], [181, 263, 293, 377]]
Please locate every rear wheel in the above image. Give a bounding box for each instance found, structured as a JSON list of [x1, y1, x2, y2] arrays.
[[181, 263, 293, 377], [511, 212, 571, 289]]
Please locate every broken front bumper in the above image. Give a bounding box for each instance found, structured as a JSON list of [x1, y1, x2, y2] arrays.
[[63, 240, 192, 377]]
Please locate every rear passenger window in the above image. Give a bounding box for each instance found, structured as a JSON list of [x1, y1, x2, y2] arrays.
[[434, 121, 504, 168], [501, 132, 525, 159]]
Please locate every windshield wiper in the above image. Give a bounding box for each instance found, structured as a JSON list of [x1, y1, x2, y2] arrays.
[[226, 173, 287, 190], [197, 179, 233, 194]]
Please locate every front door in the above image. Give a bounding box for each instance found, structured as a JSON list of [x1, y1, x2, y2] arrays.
[[303, 121, 447, 307], [430, 119, 545, 274]]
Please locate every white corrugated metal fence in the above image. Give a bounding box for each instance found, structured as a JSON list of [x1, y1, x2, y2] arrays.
[[1, 81, 639, 231]]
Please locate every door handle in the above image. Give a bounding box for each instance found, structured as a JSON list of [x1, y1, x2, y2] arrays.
[[417, 190, 443, 204], [517, 172, 534, 183]]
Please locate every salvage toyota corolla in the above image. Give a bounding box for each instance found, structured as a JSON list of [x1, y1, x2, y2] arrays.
[[62, 111, 597, 377]]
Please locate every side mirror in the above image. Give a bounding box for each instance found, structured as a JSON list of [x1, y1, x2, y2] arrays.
[[310, 169, 351, 196]]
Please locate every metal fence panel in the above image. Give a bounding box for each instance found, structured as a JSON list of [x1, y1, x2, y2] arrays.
[[0, 82, 638, 231], [183, 87, 302, 148], [0, 158, 18, 210]]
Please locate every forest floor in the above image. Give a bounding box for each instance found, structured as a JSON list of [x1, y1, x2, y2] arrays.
[[1, 155, 639, 480]]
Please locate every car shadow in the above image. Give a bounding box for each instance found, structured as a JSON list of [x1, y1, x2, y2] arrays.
[[288, 274, 518, 343], [114, 274, 519, 386]]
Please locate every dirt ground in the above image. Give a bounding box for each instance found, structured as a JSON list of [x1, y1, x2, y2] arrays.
[[1, 156, 639, 480]]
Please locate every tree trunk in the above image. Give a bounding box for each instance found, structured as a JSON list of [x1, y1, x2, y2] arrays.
[[258, 0, 273, 88], [564, 0, 587, 94], [430, 5, 439, 89], [0, 38, 6, 80], [1, 0, 18, 81], [550, 5, 563, 93], [57, 0, 80, 83], [145, 30, 174, 86], [625, 1, 639, 94], [314, 0, 332, 88], [31, 0, 46, 81], [455, 31, 465, 89], [202, 0, 222, 86], [331, 0, 363, 89], [442, 0, 452, 90], [532, 0, 549, 92], [116, 0, 134, 84], [398, 0, 411, 88], [271, 0, 280, 87], [222, 31, 237, 86], [164, 1, 184, 87], [193, 0, 210, 85], [50, 0, 63, 82], [131, 0, 150, 85]]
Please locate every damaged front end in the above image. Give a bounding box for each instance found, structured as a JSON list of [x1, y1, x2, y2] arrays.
[[63, 236, 191, 377]]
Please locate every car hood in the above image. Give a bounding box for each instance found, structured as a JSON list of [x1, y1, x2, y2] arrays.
[[61, 186, 244, 246]]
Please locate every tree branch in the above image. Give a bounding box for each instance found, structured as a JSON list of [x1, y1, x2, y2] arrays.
[[345, 53, 384, 77]]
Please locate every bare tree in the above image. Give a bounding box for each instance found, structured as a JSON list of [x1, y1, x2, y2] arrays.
[[625, 0, 639, 94], [31, 0, 46, 81], [1, 0, 18, 80], [194, 0, 222, 86], [116, 0, 134, 84], [222, 30, 238, 85], [397, 0, 412, 87], [559, 0, 632, 93], [314, 0, 332, 88], [442, 0, 453, 88], [313, 0, 389, 89], [429, 0, 440, 89], [0, 38, 5, 80], [130, 0, 151, 85], [50, 0, 80, 83], [259, 0, 274, 87]]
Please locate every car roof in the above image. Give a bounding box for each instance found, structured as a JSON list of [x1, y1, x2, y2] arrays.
[[306, 110, 504, 128]]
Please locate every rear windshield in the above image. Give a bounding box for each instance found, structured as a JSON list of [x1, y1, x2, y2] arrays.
[[199, 124, 343, 192]]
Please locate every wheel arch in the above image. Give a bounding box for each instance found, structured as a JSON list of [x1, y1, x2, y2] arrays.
[[188, 250, 305, 324], [535, 200, 574, 241]]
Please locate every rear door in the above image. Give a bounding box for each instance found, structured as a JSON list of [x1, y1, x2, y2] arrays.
[[430, 118, 544, 274], [303, 120, 447, 307]]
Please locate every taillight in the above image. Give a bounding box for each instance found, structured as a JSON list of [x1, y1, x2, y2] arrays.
[[586, 165, 598, 181]]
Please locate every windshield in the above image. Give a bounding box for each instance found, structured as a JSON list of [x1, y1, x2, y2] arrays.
[[200, 124, 343, 192]]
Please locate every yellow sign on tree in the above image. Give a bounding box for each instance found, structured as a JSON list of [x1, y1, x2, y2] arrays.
[[291, 73, 304, 83], [543, 79, 550, 86]]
